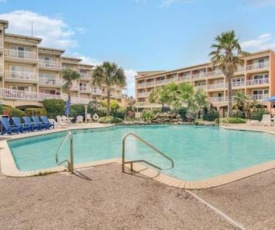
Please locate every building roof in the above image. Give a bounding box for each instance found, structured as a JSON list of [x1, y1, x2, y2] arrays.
[[5, 33, 42, 43]]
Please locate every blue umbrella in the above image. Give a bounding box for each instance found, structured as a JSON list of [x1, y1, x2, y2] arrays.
[[265, 96, 275, 102], [65, 99, 70, 117]]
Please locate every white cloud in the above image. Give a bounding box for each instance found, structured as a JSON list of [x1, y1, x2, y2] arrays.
[[0, 10, 79, 49], [124, 69, 137, 97], [240, 33, 275, 51]]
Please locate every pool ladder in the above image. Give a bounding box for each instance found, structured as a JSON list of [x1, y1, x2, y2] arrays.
[[122, 132, 174, 173], [55, 131, 74, 173]]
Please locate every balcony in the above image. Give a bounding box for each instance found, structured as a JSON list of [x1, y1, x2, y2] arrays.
[[232, 81, 245, 88], [79, 86, 91, 93], [207, 83, 225, 90], [246, 62, 269, 71], [192, 73, 207, 79], [0, 65, 3, 76], [39, 60, 62, 70], [5, 71, 38, 82], [207, 70, 223, 78], [137, 92, 151, 98], [91, 88, 102, 95], [4, 49, 38, 63], [39, 77, 64, 87], [208, 96, 228, 103], [71, 85, 79, 91], [251, 94, 269, 101], [178, 74, 191, 82], [80, 73, 91, 81], [246, 78, 269, 86], [155, 80, 166, 86], [194, 85, 206, 90]]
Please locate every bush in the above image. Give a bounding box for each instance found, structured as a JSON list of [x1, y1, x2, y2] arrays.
[[42, 99, 66, 118], [203, 110, 219, 121], [25, 108, 47, 116], [4, 107, 25, 117], [98, 116, 123, 123], [174, 108, 188, 121], [70, 104, 85, 117], [215, 117, 246, 124], [141, 110, 154, 122], [250, 109, 269, 121]]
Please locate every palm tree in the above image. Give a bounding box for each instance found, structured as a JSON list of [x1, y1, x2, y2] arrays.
[[92, 62, 126, 115], [209, 30, 248, 117], [62, 67, 81, 103], [149, 82, 178, 111]]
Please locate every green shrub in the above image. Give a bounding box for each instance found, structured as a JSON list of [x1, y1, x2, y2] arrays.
[[250, 109, 269, 121], [174, 108, 188, 121], [25, 108, 47, 116], [215, 117, 246, 124], [141, 110, 154, 122], [70, 104, 85, 117], [98, 116, 123, 123], [42, 99, 66, 118], [4, 107, 25, 117], [203, 110, 219, 121]]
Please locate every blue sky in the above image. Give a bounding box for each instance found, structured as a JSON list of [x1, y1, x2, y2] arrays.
[[1, 0, 275, 96]]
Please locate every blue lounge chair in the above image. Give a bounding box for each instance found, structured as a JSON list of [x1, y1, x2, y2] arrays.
[[11, 116, 31, 132], [23, 116, 39, 131], [1, 117, 20, 135], [31, 116, 47, 130], [40, 116, 54, 129]]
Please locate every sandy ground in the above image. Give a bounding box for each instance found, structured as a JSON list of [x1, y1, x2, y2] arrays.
[[0, 163, 234, 230]]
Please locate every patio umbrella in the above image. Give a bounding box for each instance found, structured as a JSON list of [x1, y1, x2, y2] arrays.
[[65, 99, 70, 117], [265, 96, 275, 102]]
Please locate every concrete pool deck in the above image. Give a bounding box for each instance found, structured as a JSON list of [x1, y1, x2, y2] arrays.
[[1, 123, 275, 228]]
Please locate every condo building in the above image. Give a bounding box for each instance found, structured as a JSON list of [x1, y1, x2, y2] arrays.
[[135, 50, 275, 114], [0, 19, 124, 109]]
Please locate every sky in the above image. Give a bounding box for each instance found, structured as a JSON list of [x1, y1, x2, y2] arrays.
[[1, 0, 275, 96]]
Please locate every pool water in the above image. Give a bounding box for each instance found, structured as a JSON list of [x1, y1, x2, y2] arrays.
[[8, 125, 275, 181]]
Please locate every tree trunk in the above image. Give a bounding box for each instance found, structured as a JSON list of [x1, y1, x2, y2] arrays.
[[107, 88, 111, 116], [227, 76, 232, 117]]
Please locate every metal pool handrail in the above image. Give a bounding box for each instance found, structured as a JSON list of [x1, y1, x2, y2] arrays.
[[55, 131, 74, 173], [122, 132, 174, 173]]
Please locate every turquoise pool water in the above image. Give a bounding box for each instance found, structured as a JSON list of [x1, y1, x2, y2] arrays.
[[8, 125, 275, 181]]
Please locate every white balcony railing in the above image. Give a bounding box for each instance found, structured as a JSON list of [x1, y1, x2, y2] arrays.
[[137, 92, 151, 97], [5, 71, 37, 81], [39, 77, 64, 86], [246, 78, 269, 86], [207, 70, 223, 77], [194, 85, 206, 90], [207, 83, 225, 90], [91, 89, 102, 95], [39, 60, 62, 70], [4, 49, 37, 61], [0, 88, 93, 104], [232, 81, 245, 88], [251, 94, 269, 101], [208, 96, 228, 103], [71, 85, 79, 91], [79, 86, 91, 93], [155, 80, 166, 85], [246, 62, 269, 71], [80, 73, 91, 80], [192, 73, 207, 79]]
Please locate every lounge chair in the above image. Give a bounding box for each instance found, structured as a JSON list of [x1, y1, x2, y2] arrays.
[[32, 116, 47, 130], [40, 116, 54, 129], [76, 115, 83, 123], [1, 117, 20, 135], [11, 116, 31, 132], [261, 114, 273, 126], [23, 116, 40, 131]]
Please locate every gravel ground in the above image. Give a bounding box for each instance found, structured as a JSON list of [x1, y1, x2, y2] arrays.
[[194, 169, 275, 230], [0, 163, 234, 230]]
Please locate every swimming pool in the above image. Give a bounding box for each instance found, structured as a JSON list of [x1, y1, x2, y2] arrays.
[[7, 125, 275, 181]]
